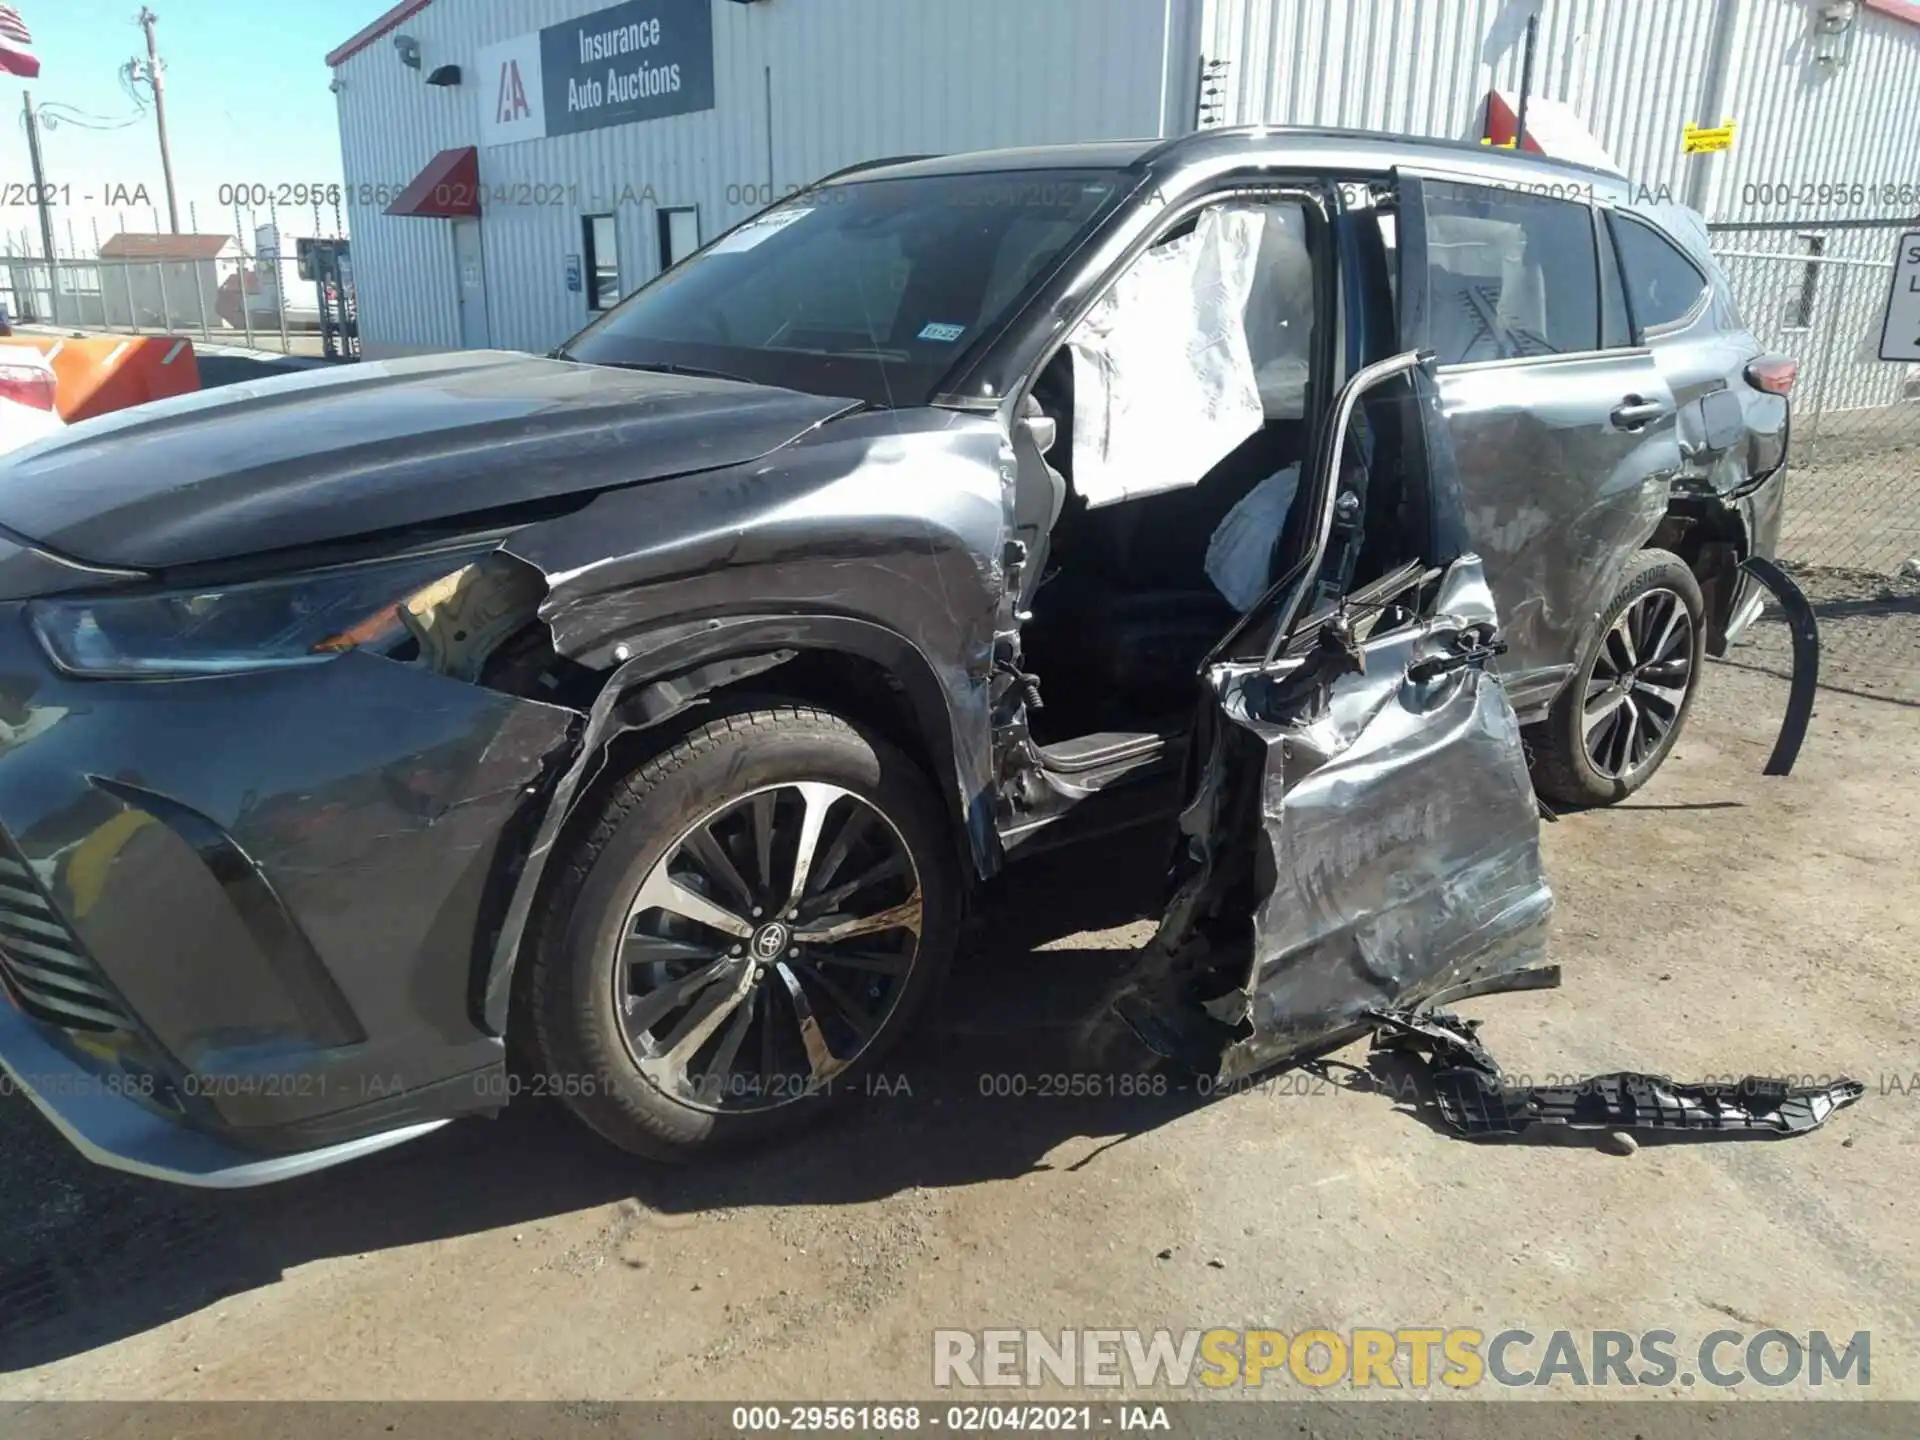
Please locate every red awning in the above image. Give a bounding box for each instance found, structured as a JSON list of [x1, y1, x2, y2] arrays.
[[384, 147, 481, 219]]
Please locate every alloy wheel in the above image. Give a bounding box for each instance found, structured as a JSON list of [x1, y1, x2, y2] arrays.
[[613, 782, 924, 1113], [1582, 586, 1695, 781]]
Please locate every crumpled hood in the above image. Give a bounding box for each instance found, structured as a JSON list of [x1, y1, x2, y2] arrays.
[[0, 350, 857, 570]]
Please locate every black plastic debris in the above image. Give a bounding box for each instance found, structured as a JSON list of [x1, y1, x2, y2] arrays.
[[1739, 555, 1819, 778], [1367, 1007, 1863, 1140]]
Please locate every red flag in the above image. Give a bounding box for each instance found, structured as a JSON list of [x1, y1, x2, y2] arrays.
[[0, 4, 40, 78]]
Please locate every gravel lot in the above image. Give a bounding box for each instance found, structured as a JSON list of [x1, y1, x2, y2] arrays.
[[0, 651, 1914, 1407]]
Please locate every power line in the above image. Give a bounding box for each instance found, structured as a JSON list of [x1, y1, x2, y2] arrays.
[[35, 100, 145, 131]]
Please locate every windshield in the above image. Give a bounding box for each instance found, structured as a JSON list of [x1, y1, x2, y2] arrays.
[[562, 168, 1129, 407]]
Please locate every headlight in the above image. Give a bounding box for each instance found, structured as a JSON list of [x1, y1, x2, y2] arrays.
[[28, 545, 505, 678]]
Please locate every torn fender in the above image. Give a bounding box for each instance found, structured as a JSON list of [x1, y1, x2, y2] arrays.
[[496, 406, 1016, 854], [473, 613, 996, 1034]]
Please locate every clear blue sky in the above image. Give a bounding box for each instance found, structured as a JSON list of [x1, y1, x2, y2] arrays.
[[0, 0, 387, 257]]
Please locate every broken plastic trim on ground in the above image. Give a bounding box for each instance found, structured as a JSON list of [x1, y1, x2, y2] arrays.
[[1366, 997, 1863, 1141]]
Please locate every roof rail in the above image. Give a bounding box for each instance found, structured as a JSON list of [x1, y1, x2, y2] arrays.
[[807, 154, 942, 187], [1136, 124, 1621, 182]]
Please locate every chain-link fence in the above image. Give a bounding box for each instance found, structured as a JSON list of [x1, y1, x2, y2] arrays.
[[1712, 223, 1920, 704], [0, 252, 358, 361]]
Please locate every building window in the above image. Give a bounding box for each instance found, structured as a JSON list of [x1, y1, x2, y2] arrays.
[[658, 206, 700, 272], [582, 213, 620, 311], [1782, 233, 1826, 331]]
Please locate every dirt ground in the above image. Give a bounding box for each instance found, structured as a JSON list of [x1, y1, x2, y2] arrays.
[[1736, 564, 1920, 708], [0, 650, 1915, 1407]]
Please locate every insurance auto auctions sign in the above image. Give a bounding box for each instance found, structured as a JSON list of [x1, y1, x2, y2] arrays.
[[479, 0, 715, 148]]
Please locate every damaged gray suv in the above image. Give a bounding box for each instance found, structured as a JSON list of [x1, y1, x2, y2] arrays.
[[0, 128, 1799, 1182]]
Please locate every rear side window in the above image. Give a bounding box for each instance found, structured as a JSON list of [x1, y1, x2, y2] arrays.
[[1422, 182, 1599, 364], [1610, 213, 1710, 333]]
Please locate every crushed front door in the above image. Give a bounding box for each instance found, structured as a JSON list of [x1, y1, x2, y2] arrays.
[[1148, 352, 1554, 1083]]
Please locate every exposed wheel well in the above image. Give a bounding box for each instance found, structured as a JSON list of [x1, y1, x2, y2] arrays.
[[477, 627, 959, 845], [488, 639, 977, 1048], [605, 648, 939, 795], [469, 616, 987, 1039], [1647, 498, 1748, 656], [559, 644, 969, 911]]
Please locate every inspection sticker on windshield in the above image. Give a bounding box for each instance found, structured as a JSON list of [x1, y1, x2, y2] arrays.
[[918, 322, 967, 343], [707, 207, 815, 255]]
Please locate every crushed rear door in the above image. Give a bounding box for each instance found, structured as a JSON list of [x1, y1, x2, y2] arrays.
[[1136, 352, 1554, 1082]]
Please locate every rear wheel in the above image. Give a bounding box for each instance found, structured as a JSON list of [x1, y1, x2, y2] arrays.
[[526, 704, 957, 1160], [1528, 548, 1705, 808]]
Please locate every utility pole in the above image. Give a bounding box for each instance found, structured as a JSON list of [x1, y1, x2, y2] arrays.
[[20, 92, 61, 322], [136, 8, 181, 232]]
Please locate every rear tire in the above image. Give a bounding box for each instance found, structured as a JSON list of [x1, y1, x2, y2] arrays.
[[1528, 548, 1705, 808], [525, 704, 957, 1161]]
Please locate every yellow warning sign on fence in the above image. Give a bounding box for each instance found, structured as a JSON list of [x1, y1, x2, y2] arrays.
[[1683, 120, 1737, 154]]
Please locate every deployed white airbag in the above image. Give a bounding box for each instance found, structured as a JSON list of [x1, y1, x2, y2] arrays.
[[1205, 463, 1300, 612], [1067, 206, 1268, 509]]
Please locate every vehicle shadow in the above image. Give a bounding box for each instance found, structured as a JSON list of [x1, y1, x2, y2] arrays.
[[0, 828, 1201, 1372]]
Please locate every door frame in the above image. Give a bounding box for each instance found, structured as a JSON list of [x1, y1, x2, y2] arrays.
[[997, 178, 1345, 649], [1139, 352, 1552, 1081], [450, 216, 492, 350]]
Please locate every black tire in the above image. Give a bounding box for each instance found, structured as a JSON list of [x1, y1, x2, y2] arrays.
[[1528, 548, 1706, 808], [525, 704, 958, 1161]]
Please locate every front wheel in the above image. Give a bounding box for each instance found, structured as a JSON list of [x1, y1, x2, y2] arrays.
[[525, 704, 958, 1160], [1527, 548, 1705, 808]]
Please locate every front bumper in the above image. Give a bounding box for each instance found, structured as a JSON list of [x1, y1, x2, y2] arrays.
[[0, 993, 450, 1186], [0, 601, 575, 1185]]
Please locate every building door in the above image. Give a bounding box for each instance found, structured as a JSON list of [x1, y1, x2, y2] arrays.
[[451, 218, 491, 349]]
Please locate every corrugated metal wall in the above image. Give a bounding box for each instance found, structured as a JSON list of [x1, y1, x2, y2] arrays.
[[1196, 0, 1719, 200], [337, 0, 1920, 366], [1197, 0, 1920, 410], [1713, 0, 1920, 228], [1198, 0, 1920, 226], [335, 2, 481, 356], [334, 0, 1200, 356]]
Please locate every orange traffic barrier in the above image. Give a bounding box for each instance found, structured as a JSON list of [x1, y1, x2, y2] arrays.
[[14, 334, 201, 423]]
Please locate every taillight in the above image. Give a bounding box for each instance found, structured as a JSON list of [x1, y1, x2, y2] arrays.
[[0, 364, 55, 412], [1746, 356, 1798, 396]]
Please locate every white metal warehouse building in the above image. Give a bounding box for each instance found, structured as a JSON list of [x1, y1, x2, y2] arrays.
[[328, 0, 1920, 372]]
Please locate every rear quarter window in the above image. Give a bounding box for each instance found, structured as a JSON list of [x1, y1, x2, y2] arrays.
[[1609, 213, 1710, 335]]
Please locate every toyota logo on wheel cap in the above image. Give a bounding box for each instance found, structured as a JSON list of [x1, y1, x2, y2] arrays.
[[751, 922, 791, 961]]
